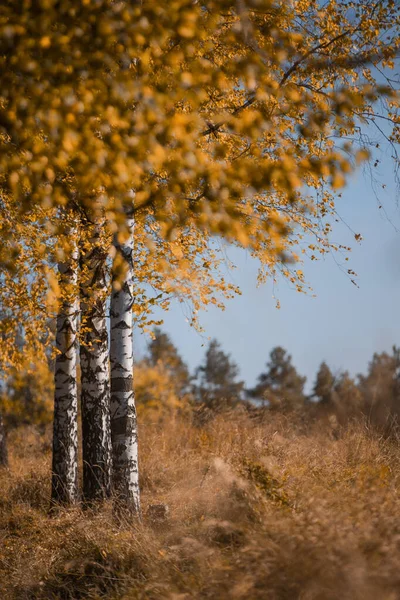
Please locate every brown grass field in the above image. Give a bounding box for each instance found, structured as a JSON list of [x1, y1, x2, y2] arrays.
[[2, 411, 400, 599]]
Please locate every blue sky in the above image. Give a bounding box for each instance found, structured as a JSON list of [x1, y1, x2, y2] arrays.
[[135, 159, 400, 392]]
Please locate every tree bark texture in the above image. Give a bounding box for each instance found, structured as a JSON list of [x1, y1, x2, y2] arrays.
[[0, 411, 8, 467], [80, 220, 112, 502], [110, 212, 141, 514], [51, 234, 79, 504]]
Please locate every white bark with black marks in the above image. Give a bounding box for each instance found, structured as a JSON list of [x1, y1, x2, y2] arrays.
[[51, 235, 79, 504], [80, 220, 112, 503], [0, 411, 8, 468], [110, 211, 140, 514]]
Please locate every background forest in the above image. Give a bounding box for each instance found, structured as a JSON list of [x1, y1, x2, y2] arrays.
[[3, 328, 400, 434]]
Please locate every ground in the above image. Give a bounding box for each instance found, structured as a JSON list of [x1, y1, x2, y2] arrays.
[[1, 410, 400, 599]]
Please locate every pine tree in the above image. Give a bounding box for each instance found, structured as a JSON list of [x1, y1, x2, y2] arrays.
[[196, 339, 244, 408], [313, 362, 335, 406], [251, 347, 306, 411], [358, 347, 400, 431]]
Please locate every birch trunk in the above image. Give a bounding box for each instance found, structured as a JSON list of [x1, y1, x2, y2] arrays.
[[51, 235, 79, 504], [110, 211, 140, 514], [80, 220, 112, 502], [0, 411, 8, 468]]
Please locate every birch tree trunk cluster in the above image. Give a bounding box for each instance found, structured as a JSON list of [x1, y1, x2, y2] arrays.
[[51, 212, 140, 514]]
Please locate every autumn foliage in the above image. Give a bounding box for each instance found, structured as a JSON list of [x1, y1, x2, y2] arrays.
[[1, 0, 399, 359]]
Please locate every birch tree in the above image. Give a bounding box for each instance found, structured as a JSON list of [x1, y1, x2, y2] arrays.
[[110, 209, 140, 513], [79, 216, 112, 502], [51, 227, 79, 504]]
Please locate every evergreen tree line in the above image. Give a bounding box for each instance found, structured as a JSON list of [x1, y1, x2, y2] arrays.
[[142, 329, 400, 433], [3, 329, 400, 435]]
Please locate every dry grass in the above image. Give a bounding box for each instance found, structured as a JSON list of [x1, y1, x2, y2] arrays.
[[2, 411, 400, 599]]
